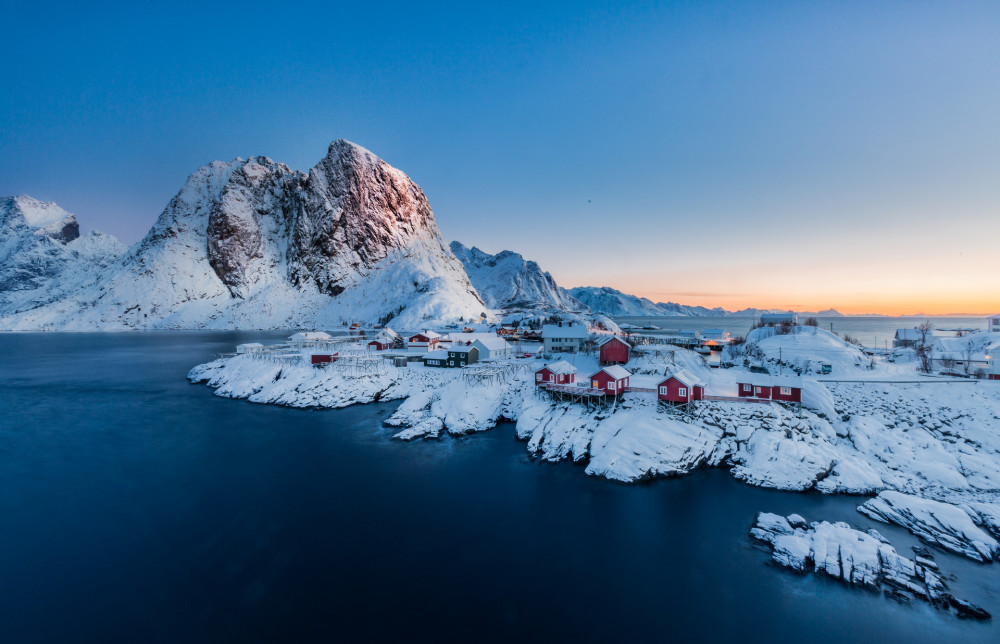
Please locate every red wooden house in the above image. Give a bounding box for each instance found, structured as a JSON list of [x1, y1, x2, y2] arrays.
[[589, 365, 631, 396], [534, 361, 577, 387], [598, 336, 631, 365], [407, 330, 441, 351], [737, 375, 802, 403], [657, 370, 706, 404]]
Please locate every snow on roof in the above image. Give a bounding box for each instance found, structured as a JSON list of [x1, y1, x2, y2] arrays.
[[472, 336, 510, 351], [542, 323, 589, 339], [541, 360, 577, 375], [423, 350, 448, 359], [597, 335, 631, 347], [449, 345, 477, 354], [289, 331, 332, 341], [663, 369, 706, 387], [739, 374, 802, 388], [594, 365, 631, 379], [989, 314, 1000, 320], [895, 328, 921, 340], [444, 332, 496, 344], [237, 342, 264, 349], [410, 330, 441, 340], [374, 328, 399, 341]]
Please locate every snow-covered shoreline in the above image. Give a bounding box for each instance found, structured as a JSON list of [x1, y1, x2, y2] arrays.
[[189, 352, 1000, 501]]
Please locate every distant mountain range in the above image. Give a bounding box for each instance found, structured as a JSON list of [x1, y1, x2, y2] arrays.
[[2, 139, 858, 331]]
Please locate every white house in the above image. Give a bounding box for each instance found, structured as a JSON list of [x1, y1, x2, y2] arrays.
[[542, 322, 589, 353], [288, 331, 333, 348], [471, 336, 512, 360], [988, 343, 1000, 380], [989, 314, 1000, 333]]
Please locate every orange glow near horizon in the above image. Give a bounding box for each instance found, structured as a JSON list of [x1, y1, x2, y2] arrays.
[[561, 259, 1000, 317]]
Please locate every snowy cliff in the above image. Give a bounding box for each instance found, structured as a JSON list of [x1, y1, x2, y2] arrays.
[[0, 196, 125, 317], [450, 242, 584, 311], [0, 141, 487, 330]]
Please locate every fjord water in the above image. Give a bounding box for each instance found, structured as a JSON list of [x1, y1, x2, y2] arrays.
[[0, 333, 997, 643]]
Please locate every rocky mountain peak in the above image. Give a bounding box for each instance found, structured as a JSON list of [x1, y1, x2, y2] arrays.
[[1, 195, 80, 244]]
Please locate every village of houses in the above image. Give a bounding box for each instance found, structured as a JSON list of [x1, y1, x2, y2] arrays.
[[226, 312, 1000, 418]]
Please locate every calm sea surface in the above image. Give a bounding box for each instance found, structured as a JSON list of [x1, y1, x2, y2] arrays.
[[615, 316, 988, 347], [0, 332, 997, 642]]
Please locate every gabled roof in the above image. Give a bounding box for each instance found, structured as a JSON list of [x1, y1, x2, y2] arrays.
[[541, 323, 589, 339], [989, 314, 1000, 320], [895, 328, 921, 340], [449, 345, 477, 354], [540, 360, 577, 375], [593, 365, 631, 380], [423, 350, 448, 359], [471, 336, 510, 351], [739, 374, 802, 388], [374, 328, 399, 342], [597, 335, 631, 348], [289, 331, 332, 341], [410, 330, 441, 340], [661, 369, 706, 388]]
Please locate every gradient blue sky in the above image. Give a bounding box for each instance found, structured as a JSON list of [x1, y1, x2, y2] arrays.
[[2, 1, 998, 313]]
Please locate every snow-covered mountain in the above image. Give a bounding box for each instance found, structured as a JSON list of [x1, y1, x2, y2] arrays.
[[564, 286, 665, 316], [450, 242, 584, 311], [0, 196, 126, 317], [0, 140, 487, 330], [566, 285, 844, 318]]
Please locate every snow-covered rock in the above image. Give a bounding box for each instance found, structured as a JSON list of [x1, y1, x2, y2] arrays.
[[751, 512, 990, 620], [858, 491, 1000, 562], [0, 195, 126, 316], [0, 141, 487, 330], [450, 242, 583, 311]]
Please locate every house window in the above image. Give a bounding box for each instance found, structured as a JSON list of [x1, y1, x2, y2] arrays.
[[549, 375, 554, 382], [449, 361, 455, 366], [755, 387, 762, 394], [780, 387, 791, 395], [608, 381, 616, 390], [659, 386, 667, 395], [536, 374, 542, 381], [592, 380, 599, 388], [678, 387, 687, 397], [742, 384, 751, 392]]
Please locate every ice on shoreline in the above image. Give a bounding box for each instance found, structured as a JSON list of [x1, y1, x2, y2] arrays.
[[750, 512, 991, 620]]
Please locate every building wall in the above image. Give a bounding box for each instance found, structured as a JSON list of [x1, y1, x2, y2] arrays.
[[771, 387, 801, 403], [599, 340, 630, 364], [590, 371, 628, 395]]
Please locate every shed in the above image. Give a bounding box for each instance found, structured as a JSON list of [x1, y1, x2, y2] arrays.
[[893, 328, 921, 348], [589, 365, 631, 396], [535, 361, 577, 387], [311, 353, 338, 365], [598, 336, 631, 365], [737, 375, 802, 402], [657, 370, 706, 404]]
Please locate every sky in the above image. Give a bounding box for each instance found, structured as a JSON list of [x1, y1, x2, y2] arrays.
[[2, 1, 998, 315]]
